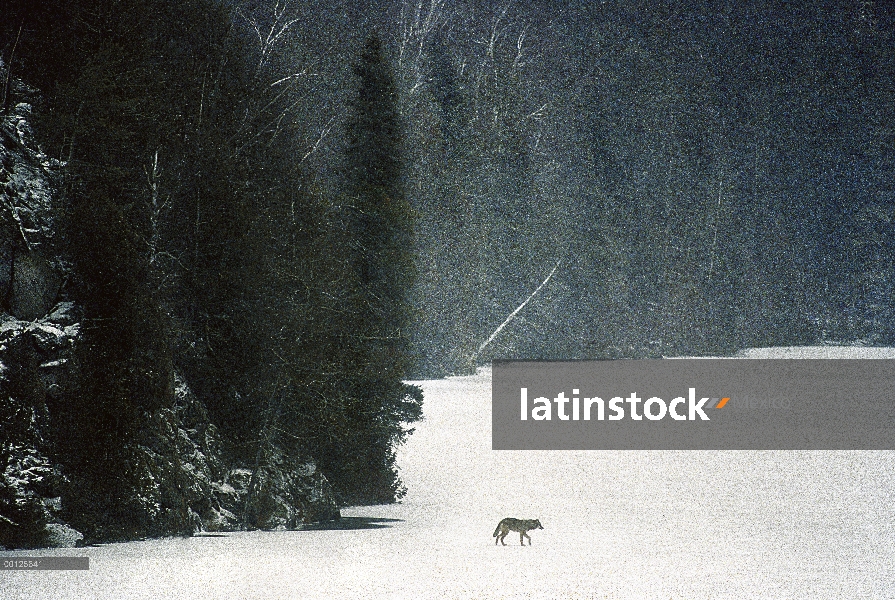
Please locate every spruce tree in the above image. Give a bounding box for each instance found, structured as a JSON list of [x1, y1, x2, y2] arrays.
[[331, 33, 421, 503]]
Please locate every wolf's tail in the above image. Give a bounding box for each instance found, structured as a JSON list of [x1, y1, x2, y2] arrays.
[[493, 522, 502, 537]]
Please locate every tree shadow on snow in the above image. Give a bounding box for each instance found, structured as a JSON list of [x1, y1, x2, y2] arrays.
[[299, 516, 402, 531]]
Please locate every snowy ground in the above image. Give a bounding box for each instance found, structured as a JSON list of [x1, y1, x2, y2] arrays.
[[3, 347, 895, 599]]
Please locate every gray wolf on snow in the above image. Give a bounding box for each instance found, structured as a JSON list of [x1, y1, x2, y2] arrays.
[[493, 518, 543, 546]]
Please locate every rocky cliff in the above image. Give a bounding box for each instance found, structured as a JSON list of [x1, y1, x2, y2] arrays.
[[0, 80, 339, 550]]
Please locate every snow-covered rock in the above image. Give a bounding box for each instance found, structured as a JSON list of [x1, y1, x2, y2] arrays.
[[25, 322, 66, 352], [0, 302, 340, 547], [0, 444, 73, 550], [40, 301, 77, 327], [0, 300, 82, 549], [129, 375, 340, 536], [43, 522, 83, 548], [0, 79, 63, 321], [230, 453, 341, 531]]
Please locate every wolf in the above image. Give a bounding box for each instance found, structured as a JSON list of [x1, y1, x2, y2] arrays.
[[492, 518, 543, 546]]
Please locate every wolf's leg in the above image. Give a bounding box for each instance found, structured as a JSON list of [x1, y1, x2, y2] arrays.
[[499, 531, 507, 545], [522, 531, 531, 545]]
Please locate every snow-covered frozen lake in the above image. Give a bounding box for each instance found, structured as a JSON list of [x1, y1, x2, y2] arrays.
[[4, 348, 895, 599]]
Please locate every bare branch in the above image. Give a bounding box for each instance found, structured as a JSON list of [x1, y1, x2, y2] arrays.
[[397, 0, 448, 93], [270, 67, 318, 88], [473, 258, 562, 358], [299, 115, 337, 164], [706, 171, 724, 280], [512, 22, 529, 69], [238, 0, 303, 77], [487, 2, 512, 58], [525, 102, 549, 121]]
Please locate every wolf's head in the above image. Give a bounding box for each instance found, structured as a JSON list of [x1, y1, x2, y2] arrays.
[[534, 519, 543, 529]]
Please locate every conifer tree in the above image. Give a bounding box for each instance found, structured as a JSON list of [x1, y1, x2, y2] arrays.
[[329, 33, 421, 503]]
